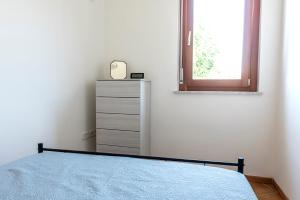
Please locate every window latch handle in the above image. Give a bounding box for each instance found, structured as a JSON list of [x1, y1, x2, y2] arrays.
[[187, 30, 192, 46]]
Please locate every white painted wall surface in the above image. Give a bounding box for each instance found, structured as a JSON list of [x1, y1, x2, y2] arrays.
[[103, 0, 283, 176], [0, 0, 285, 180], [0, 0, 105, 165], [274, 0, 300, 199]]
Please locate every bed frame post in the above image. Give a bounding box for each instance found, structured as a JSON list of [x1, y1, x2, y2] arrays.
[[38, 143, 44, 154], [238, 157, 244, 174]]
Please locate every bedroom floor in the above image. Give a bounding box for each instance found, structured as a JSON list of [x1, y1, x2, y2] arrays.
[[250, 181, 283, 200]]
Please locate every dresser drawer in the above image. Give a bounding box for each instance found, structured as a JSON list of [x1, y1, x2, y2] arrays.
[[97, 145, 140, 155], [96, 81, 140, 98], [96, 113, 140, 131], [96, 129, 140, 148], [96, 97, 140, 114]]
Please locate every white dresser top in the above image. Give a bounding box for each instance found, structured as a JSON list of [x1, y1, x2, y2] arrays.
[[97, 79, 151, 82]]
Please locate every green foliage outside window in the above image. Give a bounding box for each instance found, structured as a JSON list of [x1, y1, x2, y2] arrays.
[[193, 25, 219, 79]]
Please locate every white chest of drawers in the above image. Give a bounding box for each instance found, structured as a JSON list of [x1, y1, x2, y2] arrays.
[[96, 80, 151, 156]]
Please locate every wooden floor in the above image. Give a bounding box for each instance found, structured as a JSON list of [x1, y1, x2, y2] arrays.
[[250, 181, 283, 200]]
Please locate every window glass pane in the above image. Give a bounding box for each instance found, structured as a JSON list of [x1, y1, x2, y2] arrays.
[[193, 0, 245, 80]]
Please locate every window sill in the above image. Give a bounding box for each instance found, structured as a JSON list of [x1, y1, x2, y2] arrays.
[[174, 91, 263, 96]]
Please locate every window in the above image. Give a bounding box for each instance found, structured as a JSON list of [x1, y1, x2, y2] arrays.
[[180, 0, 260, 91]]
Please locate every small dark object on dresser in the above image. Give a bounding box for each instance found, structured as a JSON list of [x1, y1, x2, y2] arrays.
[[131, 73, 145, 79]]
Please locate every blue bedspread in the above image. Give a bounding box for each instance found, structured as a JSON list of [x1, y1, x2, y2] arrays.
[[0, 152, 257, 200]]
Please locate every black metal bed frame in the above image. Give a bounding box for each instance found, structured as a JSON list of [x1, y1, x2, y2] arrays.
[[38, 143, 245, 174]]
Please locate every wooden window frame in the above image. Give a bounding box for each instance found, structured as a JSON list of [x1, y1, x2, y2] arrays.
[[180, 0, 261, 92]]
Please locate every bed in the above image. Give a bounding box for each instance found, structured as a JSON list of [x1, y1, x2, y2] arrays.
[[0, 144, 257, 200]]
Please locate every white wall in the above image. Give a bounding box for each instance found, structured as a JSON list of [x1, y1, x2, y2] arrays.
[[274, 0, 300, 199], [0, 0, 285, 179], [0, 0, 105, 165], [103, 0, 283, 176]]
